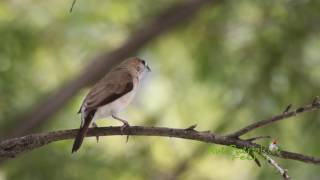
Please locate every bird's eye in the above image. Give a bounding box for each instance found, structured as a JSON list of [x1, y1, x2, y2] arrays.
[[141, 60, 146, 65]]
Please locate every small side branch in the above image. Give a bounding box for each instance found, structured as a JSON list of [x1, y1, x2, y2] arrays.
[[227, 98, 320, 138], [261, 153, 290, 179], [69, 0, 77, 13], [245, 136, 271, 142]]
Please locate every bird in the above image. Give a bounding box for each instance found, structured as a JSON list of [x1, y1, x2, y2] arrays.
[[71, 57, 151, 153]]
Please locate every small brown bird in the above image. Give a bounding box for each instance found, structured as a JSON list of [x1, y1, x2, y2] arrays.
[[72, 57, 151, 153]]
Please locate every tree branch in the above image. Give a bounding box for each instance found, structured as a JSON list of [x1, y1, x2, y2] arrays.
[[227, 97, 320, 138], [2, 98, 319, 179], [1, 126, 319, 166]]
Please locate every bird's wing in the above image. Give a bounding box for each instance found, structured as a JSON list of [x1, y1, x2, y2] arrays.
[[80, 69, 134, 113]]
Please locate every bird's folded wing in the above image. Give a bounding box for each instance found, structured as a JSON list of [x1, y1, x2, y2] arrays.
[[81, 70, 134, 112]]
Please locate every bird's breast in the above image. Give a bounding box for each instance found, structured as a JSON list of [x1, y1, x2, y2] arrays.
[[92, 86, 137, 121], [111, 88, 137, 111]]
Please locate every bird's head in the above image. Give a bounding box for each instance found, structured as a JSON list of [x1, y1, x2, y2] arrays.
[[122, 57, 151, 78]]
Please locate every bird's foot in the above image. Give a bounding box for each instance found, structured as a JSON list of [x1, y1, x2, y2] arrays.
[[92, 122, 99, 143], [111, 114, 131, 143], [120, 122, 130, 143], [120, 121, 130, 134]]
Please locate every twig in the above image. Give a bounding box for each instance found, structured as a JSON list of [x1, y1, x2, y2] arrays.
[[282, 104, 292, 114], [246, 136, 271, 142], [185, 124, 197, 131], [261, 153, 290, 179], [249, 151, 261, 167], [227, 98, 320, 138], [69, 0, 77, 13]]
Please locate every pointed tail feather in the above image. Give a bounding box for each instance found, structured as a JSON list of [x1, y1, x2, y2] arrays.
[[72, 119, 91, 153]]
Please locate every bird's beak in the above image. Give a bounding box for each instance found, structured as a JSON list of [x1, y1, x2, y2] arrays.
[[146, 64, 151, 72]]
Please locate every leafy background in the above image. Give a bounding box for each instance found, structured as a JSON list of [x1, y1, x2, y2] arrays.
[[0, 0, 320, 179]]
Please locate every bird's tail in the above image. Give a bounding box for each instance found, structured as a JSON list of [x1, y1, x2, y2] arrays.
[[72, 119, 91, 153]]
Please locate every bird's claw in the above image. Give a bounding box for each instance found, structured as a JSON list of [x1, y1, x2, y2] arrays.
[[120, 122, 130, 143], [92, 122, 99, 143], [120, 122, 130, 133]]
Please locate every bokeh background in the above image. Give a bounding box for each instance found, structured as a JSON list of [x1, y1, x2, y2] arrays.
[[0, 0, 320, 179]]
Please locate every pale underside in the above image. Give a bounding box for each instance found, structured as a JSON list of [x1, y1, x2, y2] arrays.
[[92, 87, 137, 122]]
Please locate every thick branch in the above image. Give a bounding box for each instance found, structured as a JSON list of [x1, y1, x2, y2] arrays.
[[227, 99, 320, 138], [1, 126, 319, 166], [4, 0, 216, 139]]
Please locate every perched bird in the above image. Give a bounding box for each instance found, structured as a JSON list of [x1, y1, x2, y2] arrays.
[[72, 57, 151, 153]]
